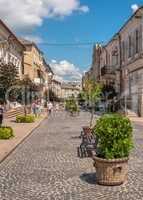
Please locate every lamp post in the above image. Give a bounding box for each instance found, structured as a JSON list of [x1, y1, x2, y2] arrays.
[[47, 72, 53, 103]]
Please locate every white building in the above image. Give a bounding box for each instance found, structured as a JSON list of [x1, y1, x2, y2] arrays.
[[61, 82, 81, 99], [0, 19, 25, 78]]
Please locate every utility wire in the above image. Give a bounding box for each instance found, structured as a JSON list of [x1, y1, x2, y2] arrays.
[[1, 38, 104, 46], [38, 42, 96, 46]]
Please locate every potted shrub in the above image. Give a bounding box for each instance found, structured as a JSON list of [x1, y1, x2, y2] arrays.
[[93, 114, 133, 186], [65, 97, 78, 116]]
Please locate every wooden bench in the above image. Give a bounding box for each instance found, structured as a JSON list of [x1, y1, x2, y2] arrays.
[[77, 126, 97, 158]]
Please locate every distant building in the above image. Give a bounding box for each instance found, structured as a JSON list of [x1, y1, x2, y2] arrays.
[[0, 19, 25, 78], [61, 82, 81, 99], [51, 79, 62, 99]]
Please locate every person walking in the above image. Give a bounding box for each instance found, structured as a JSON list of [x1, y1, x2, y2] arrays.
[[55, 103, 59, 112], [0, 104, 4, 127], [31, 101, 37, 117], [47, 102, 53, 116]]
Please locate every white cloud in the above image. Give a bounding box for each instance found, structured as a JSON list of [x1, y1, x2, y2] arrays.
[[131, 4, 139, 13], [50, 60, 82, 82], [78, 5, 89, 13], [53, 75, 64, 82], [0, 0, 89, 32], [23, 35, 43, 43]]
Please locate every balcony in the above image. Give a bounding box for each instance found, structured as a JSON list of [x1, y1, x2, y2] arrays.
[[34, 78, 41, 84], [34, 78, 45, 85], [101, 66, 116, 76]]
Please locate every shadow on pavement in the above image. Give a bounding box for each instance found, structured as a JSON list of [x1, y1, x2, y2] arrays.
[[71, 136, 81, 140], [80, 172, 97, 185]]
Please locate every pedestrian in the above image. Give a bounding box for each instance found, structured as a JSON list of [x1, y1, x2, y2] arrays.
[[31, 101, 37, 117], [0, 104, 4, 127], [55, 103, 59, 112], [47, 102, 53, 116]]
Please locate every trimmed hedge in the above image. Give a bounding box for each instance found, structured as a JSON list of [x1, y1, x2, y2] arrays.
[[93, 114, 133, 159], [0, 127, 14, 139], [16, 115, 35, 123]]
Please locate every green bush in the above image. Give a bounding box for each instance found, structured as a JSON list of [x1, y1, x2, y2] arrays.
[[16, 115, 35, 123], [0, 127, 14, 139], [93, 114, 133, 159], [65, 97, 78, 113]]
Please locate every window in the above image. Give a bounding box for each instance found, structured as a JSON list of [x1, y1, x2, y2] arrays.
[[135, 29, 139, 54], [128, 35, 132, 58], [122, 41, 125, 62], [112, 47, 118, 66]]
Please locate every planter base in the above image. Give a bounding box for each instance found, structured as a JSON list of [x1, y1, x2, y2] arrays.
[[93, 156, 129, 186]]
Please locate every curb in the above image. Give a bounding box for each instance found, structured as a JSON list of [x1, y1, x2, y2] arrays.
[[0, 116, 47, 165]]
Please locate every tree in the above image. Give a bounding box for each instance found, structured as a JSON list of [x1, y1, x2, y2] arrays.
[[77, 91, 86, 106], [84, 79, 102, 127], [0, 61, 19, 102], [65, 96, 78, 115], [17, 76, 39, 115]]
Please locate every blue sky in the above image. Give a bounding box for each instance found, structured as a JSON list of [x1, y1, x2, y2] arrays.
[[0, 0, 143, 81], [36, 0, 143, 78]]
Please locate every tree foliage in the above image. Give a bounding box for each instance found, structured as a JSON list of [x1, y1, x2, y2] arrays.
[[84, 79, 102, 127], [0, 62, 19, 90], [0, 62, 19, 101], [94, 114, 133, 159], [65, 96, 78, 114]]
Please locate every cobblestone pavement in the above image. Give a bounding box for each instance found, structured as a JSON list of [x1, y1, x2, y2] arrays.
[[0, 111, 143, 200]]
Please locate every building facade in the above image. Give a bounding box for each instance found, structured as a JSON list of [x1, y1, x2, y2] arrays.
[[20, 38, 54, 101], [88, 6, 143, 116], [0, 19, 25, 78], [61, 82, 81, 99], [51, 79, 62, 99], [20, 39, 45, 84]]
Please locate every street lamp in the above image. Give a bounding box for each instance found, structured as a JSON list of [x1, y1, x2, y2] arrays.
[[47, 72, 53, 103]]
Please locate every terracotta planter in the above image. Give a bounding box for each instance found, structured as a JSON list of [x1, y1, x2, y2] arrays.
[[82, 126, 92, 135], [93, 156, 129, 186]]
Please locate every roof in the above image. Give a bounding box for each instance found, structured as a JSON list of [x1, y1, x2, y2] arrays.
[[0, 19, 25, 50], [61, 82, 80, 90], [43, 58, 54, 75], [105, 6, 143, 46], [19, 38, 42, 54], [52, 79, 61, 84]]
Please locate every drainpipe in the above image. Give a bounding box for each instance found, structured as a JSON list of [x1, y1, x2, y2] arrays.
[[117, 33, 123, 109]]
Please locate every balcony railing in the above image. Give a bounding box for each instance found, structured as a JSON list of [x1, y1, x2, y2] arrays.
[[34, 78, 45, 85], [101, 66, 116, 76]]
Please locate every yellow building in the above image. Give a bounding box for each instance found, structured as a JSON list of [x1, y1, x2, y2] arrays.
[[20, 39, 45, 84]]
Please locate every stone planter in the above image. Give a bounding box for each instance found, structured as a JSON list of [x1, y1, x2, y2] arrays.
[[93, 156, 129, 186]]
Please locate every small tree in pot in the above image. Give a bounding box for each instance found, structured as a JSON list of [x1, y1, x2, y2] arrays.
[[65, 96, 78, 116], [84, 79, 102, 127], [93, 114, 133, 186]]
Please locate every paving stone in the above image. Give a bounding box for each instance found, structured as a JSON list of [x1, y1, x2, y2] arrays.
[[0, 112, 142, 199]]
